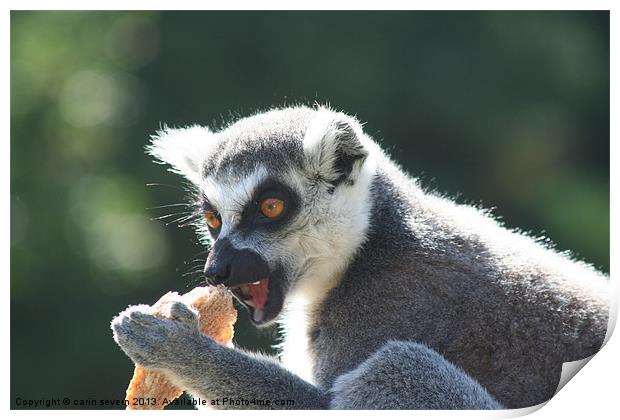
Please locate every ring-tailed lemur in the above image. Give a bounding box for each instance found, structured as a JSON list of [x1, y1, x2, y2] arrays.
[[111, 105, 609, 409]]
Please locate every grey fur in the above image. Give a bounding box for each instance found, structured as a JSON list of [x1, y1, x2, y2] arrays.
[[311, 165, 608, 408], [329, 341, 501, 409], [112, 105, 608, 410]]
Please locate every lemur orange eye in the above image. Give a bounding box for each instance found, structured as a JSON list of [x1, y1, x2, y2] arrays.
[[204, 210, 221, 230], [259, 198, 285, 219]]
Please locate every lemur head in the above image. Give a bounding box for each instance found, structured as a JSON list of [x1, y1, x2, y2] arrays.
[[148, 106, 378, 326]]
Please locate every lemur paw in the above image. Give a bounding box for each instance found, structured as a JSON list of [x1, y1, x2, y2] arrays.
[[168, 301, 200, 328], [111, 301, 204, 369]]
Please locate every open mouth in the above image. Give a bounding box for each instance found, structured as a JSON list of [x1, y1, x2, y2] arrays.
[[230, 277, 277, 325]]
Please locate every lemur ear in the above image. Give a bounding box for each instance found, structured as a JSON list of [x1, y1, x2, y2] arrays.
[[303, 111, 369, 189], [146, 125, 214, 185]]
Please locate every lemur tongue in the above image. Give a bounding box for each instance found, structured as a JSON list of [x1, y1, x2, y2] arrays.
[[248, 278, 269, 311]]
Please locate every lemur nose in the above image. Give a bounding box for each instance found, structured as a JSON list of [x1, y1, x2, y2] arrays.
[[203, 237, 235, 286], [203, 237, 270, 288], [204, 263, 231, 286]]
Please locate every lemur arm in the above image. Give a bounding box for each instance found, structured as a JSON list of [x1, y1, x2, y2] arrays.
[[111, 301, 329, 410], [112, 302, 500, 410]]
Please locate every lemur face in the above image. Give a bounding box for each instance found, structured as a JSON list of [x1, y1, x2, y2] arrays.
[[199, 167, 304, 325], [148, 106, 375, 326]]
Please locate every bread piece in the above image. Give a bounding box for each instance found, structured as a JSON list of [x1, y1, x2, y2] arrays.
[[125, 286, 237, 410]]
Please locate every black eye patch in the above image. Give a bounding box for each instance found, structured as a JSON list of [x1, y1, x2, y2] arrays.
[[237, 178, 300, 233]]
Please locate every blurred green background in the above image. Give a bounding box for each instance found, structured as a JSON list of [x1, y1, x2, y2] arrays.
[[10, 11, 609, 409]]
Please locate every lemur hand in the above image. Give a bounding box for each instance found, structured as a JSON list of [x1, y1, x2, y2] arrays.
[[111, 300, 213, 369]]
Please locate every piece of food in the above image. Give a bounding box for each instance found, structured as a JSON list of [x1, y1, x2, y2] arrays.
[[125, 285, 237, 410]]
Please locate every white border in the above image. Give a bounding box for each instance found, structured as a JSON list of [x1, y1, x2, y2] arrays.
[[4, 2, 617, 420]]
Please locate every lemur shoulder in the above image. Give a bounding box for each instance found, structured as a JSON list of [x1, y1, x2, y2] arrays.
[[112, 105, 609, 409]]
